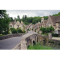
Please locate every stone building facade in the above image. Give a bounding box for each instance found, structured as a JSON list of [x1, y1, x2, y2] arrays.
[[41, 15, 60, 34], [9, 19, 24, 30]]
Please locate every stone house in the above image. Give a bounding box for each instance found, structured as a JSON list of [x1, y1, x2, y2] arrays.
[[41, 17, 47, 27], [41, 15, 60, 34], [9, 19, 24, 30]]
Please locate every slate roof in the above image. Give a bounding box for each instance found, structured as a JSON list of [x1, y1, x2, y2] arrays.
[[49, 15, 60, 25], [43, 20, 47, 25], [10, 22, 16, 25]]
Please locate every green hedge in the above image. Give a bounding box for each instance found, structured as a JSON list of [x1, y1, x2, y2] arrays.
[[10, 28, 26, 34]]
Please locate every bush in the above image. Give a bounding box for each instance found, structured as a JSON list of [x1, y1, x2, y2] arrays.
[[0, 34, 3, 36], [48, 40, 54, 44], [27, 43, 52, 50], [12, 29, 17, 34], [10, 28, 17, 34], [10, 28, 15, 32], [35, 29, 36, 32], [2, 31, 9, 35], [58, 42, 60, 45], [17, 29, 22, 33], [23, 30, 26, 33]]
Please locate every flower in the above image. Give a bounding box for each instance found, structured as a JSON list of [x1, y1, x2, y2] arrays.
[[22, 31, 23, 33]]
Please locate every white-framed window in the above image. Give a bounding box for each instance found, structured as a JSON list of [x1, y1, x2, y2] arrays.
[[10, 25, 12, 27]]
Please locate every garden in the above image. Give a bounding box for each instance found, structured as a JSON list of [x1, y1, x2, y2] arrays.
[[40, 26, 54, 36]]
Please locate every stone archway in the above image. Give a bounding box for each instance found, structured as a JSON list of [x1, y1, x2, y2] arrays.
[[33, 41, 36, 45]]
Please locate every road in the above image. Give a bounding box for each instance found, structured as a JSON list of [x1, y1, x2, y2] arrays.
[[0, 37, 22, 50], [0, 31, 37, 50]]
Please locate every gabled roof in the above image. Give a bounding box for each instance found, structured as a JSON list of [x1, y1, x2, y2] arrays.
[[49, 15, 60, 25], [10, 22, 16, 25], [43, 20, 47, 25]]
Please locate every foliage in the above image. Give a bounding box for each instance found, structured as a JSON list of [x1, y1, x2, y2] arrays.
[[27, 43, 52, 50], [32, 28, 33, 30], [58, 42, 60, 45], [10, 28, 26, 33], [10, 28, 15, 32], [0, 10, 10, 35], [35, 29, 36, 32], [17, 29, 22, 33], [12, 29, 17, 34], [23, 30, 26, 33], [48, 40, 54, 44], [0, 34, 3, 36], [27, 28, 29, 31], [40, 26, 54, 34]]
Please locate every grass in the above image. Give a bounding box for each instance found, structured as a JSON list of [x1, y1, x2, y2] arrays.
[[27, 43, 52, 50], [0, 34, 4, 36]]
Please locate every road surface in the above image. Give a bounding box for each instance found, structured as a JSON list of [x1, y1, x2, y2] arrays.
[[0, 31, 37, 50]]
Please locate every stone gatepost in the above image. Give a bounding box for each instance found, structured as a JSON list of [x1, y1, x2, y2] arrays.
[[48, 33, 52, 39]]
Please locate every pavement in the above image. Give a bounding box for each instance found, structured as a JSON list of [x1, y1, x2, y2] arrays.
[[0, 31, 37, 50]]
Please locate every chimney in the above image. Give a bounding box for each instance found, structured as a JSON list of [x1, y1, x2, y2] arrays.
[[14, 18, 16, 23], [49, 15, 51, 17]]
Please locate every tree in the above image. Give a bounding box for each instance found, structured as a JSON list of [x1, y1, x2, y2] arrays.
[[50, 26, 54, 32], [0, 10, 6, 18], [25, 15, 27, 19], [10, 17, 14, 22], [0, 10, 10, 34]]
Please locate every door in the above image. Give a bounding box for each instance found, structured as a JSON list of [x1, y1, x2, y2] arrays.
[[58, 30, 60, 34]]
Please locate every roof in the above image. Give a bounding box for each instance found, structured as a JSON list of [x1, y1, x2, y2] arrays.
[[10, 22, 16, 25], [49, 15, 60, 25], [44, 20, 47, 25]]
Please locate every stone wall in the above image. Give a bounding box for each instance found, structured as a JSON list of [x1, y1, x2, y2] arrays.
[[13, 34, 38, 50], [0, 33, 24, 40], [12, 34, 60, 50]]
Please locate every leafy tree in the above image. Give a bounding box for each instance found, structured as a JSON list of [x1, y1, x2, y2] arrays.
[[0, 10, 10, 34], [0, 10, 6, 18]]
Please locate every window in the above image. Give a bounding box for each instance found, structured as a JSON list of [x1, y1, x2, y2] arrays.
[[49, 24, 51, 27], [10, 25, 12, 27], [17, 25, 19, 28], [59, 24, 60, 27]]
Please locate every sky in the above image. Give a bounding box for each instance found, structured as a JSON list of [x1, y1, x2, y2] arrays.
[[6, 10, 60, 19]]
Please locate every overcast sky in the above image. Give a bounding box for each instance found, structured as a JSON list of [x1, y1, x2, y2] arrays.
[[6, 10, 60, 19]]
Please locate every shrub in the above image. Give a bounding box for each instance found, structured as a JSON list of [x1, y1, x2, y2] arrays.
[[12, 29, 17, 34], [0, 34, 3, 36], [23, 30, 26, 33], [48, 40, 54, 44], [58, 42, 60, 45], [27, 43, 52, 50], [10, 28, 15, 32], [17, 29, 22, 33], [2, 31, 9, 35], [35, 29, 36, 32]]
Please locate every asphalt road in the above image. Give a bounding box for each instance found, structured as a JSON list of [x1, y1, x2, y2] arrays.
[[0, 36, 22, 50], [0, 31, 37, 50]]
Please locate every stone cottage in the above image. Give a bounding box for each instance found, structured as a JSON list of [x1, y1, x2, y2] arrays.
[[41, 15, 60, 34], [9, 19, 24, 30]]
